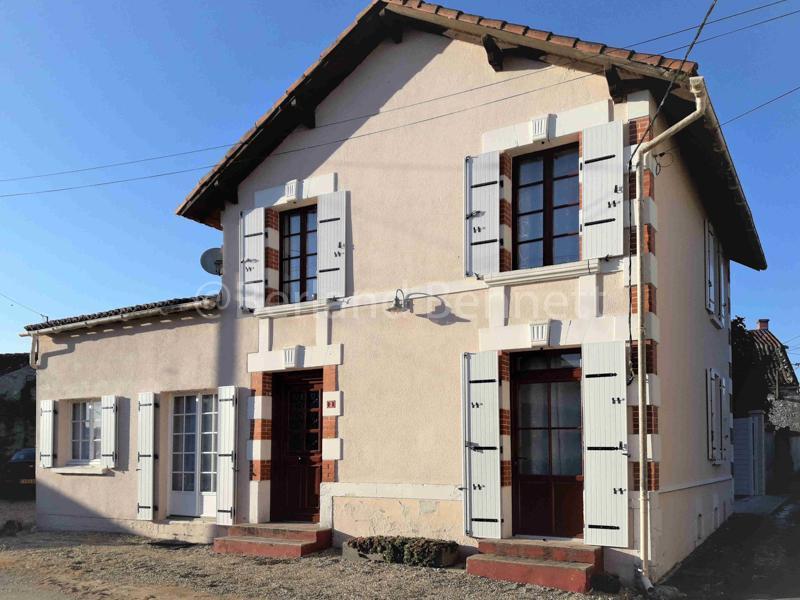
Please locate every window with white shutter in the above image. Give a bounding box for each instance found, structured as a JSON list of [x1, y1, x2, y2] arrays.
[[581, 121, 624, 260], [706, 369, 723, 463], [465, 152, 500, 278], [705, 220, 719, 316], [100, 395, 118, 469], [582, 341, 629, 547], [461, 351, 501, 539], [316, 191, 348, 300], [240, 207, 266, 311], [137, 392, 157, 521], [39, 400, 56, 468], [216, 386, 237, 526]]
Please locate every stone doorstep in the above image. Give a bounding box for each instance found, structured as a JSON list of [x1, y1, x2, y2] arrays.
[[212, 524, 332, 558], [466, 554, 596, 594], [477, 539, 603, 569], [228, 523, 329, 543]]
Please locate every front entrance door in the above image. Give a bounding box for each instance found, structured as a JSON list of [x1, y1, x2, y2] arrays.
[[169, 393, 218, 518], [512, 350, 583, 537], [271, 372, 323, 522]]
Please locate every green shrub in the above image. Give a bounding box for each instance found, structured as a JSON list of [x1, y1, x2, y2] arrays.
[[346, 535, 458, 567]]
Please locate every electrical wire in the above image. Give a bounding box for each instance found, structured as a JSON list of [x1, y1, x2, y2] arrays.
[[627, 0, 718, 379], [628, 0, 793, 46], [658, 7, 800, 54], [0, 291, 48, 321], [1, 0, 793, 185], [0, 67, 607, 199]]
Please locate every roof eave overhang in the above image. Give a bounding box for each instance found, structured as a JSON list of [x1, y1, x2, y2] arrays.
[[662, 91, 766, 271]]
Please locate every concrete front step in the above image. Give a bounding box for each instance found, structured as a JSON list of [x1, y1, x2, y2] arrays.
[[213, 524, 332, 558], [228, 523, 327, 543], [466, 554, 596, 593], [213, 534, 330, 558], [477, 539, 602, 569]]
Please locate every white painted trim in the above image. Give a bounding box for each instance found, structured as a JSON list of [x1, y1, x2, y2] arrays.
[[481, 100, 613, 153], [484, 259, 601, 287], [626, 91, 654, 120], [53, 465, 109, 476], [255, 300, 330, 318], [658, 476, 733, 495], [247, 395, 272, 420], [246, 440, 272, 461], [322, 391, 343, 417], [480, 315, 635, 352], [321, 438, 342, 461], [247, 343, 342, 373]]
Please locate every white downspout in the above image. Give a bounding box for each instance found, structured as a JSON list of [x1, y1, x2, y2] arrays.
[[634, 75, 708, 580]]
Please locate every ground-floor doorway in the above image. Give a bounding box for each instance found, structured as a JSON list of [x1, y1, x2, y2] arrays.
[[512, 350, 584, 537], [270, 370, 323, 522], [168, 392, 218, 518]]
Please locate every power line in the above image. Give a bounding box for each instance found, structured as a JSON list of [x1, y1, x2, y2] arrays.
[[627, 0, 716, 371], [628, 0, 793, 46], [0, 68, 606, 199], [0, 291, 48, 321], [659, 7, 800, 54], [1, 0, 789, 185], [1, 73, 796, 201]]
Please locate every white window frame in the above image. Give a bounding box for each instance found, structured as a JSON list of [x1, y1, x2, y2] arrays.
[[705, 220, 728, 328], [70, 400, 102, 464]]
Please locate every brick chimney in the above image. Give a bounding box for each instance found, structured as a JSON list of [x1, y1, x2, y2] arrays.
[[758, 318, 770, 330]]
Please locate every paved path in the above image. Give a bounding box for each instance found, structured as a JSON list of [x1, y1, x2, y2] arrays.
[[665, 492, 800, 599]]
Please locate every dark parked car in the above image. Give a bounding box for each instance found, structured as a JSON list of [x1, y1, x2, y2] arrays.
[[1, 448, 35, 498]]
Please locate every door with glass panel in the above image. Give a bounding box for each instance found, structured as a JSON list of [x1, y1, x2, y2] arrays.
[[169, 393, 218, 518], [512, 351, 583, 537]]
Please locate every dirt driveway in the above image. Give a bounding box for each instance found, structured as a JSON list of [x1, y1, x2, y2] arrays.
[[664, 492, 800, 599], [0, 501, 623, 600]]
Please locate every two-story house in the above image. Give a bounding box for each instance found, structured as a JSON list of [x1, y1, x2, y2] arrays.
[[28, 0, 765, 592]]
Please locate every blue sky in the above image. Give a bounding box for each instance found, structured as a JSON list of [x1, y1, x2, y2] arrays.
[[0, 0, 798, 354]]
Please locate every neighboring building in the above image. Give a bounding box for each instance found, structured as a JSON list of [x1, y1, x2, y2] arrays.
[[733, 318, 799, 496], [0, 353, 36, 461], [28, 1, 766, 591]]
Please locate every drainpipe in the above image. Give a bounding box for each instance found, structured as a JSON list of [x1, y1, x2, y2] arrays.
[[634, 76, 708, 580]]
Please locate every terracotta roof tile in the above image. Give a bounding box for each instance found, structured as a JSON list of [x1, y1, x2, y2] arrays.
[[503, 23, 528, 36], [480, 18, 506, 30], [178, 0, 704, 226], [524, 28, 551, 41], [458, 12, 481, 24], [24, 296, 219, 332], [548, 34, 578, 48], [575, 40, 605, 55]]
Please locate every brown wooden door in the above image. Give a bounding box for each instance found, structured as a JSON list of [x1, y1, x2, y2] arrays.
[[271, 372, 322, 522], [512, 351, 583, 537]]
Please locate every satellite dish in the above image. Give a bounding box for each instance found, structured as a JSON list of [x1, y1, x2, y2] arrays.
[[200, 247, 223, 276]]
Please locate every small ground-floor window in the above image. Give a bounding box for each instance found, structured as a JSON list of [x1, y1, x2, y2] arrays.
[[71, 400, 101, 462]]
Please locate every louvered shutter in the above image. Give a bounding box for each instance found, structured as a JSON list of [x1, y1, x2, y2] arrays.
[[217, 386, 237, 526], [462, 351, 501, 539], [582, 341, 629, 547], [706, 369, 721, 462], [39, 400, 55, 468], [100, 395, 118, 469], [241, 208, 266, 311], [317, 191, 347, 300], [465, 152, 500, 278], [705, 221, 718, 315], [137, 392, 156, 520], [719, 377, 729, 462], [720, 257, 730, 325], [581, 121, 624, 259]]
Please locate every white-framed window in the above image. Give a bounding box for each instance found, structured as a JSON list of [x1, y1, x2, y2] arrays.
[[71, 400, 102, 462], [705, 220, 729, 327], [706, 369, 729, 464]]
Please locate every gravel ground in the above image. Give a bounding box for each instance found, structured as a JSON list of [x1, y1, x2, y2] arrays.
[[0, 502, 633, 600], [0, 531, 633, 600]]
